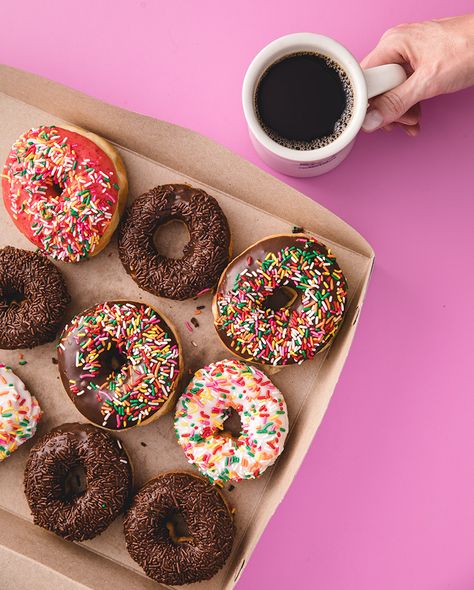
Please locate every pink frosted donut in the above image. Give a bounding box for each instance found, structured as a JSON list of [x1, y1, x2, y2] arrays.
[[2, 125, 128, 262]]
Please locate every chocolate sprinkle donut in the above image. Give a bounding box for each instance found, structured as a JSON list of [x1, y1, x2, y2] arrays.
[[24, 423, 132, 542], [118, 184, 231, 300], [124, 472, 234, 585], [0, 246, 70, 349]]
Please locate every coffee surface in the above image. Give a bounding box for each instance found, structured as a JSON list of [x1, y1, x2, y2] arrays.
[[255, 52, 353, 150]]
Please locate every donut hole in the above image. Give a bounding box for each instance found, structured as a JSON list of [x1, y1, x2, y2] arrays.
[[63, 463, 87, 499], [153, 219, 190, 260], [51, 181, 63, 197], [0, 284, 25, 307], [99, 343, 127, 377], [262, 285, 298, 311], [164, 510, 193, 544], [222, 407, 243, 438]]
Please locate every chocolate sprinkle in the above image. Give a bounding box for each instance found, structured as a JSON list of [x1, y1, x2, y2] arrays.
[[24, 423, 132, 542], [0, 246, 70, 349], [190, 317, 199, 328], [124, 472, 234, 585], [118, 184, 231, 300]]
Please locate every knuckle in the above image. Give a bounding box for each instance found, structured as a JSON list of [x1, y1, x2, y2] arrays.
[[382, 23, 408, 39], [380, 91, 405, 116]]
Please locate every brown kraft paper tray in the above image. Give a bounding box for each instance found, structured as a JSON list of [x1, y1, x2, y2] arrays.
[[0, 65, 374, 590]]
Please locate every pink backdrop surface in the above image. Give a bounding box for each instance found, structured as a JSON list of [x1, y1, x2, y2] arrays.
[[2, 1, 473, 589]]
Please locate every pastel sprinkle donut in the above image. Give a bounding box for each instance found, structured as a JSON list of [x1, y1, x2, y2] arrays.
[[213, 234, 348, 366], [174, 359, 288, 484], [0, 364, 42, 461], [58, 301, 182, 430], [2, 125, 128, 262]]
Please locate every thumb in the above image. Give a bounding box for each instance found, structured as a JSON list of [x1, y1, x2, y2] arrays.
[[362, 73, 421, 132]]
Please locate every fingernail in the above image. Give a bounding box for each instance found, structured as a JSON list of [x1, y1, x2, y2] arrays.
[[362, 109, 384, 132]]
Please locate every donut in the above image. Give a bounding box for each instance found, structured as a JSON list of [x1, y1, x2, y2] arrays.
[[0, 364, 42, 461], [124, 472, 234, 585], [175, 358, 288, 484], [2, 125, 128, 262], [213, 234, 348, 365], [24, 423, 132, 541], [58, 301, 182, 430], [0, 246, 70, 349], [118, 184, 231, 300]]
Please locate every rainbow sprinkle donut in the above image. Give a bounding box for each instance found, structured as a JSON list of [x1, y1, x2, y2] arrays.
[[213, 234, 348, 366], [2, 125, 128, 262], [174, 358, 288, 484], [0, 365, 42, 461], [58, 301, 182, 430]]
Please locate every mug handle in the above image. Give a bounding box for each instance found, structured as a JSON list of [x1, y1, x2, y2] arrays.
[[363, 64, 407, 99]]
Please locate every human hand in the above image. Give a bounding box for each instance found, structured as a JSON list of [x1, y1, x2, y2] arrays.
[[361, 14, 474, 135]]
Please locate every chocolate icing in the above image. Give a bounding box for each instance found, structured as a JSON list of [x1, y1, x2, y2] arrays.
[[24, 422, 132, 541], [118, 184, 231, 300], [57, 301, 181, 430], [0, 246, 70, 349], [124, 472, 234, 585], [214, 234, 348, 364]]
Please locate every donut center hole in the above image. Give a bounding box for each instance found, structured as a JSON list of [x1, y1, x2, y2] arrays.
[[51, 182, 63, 196], [165, 511, 193, 544], [153, 219, 190, 259], [63, 464, 87, 499], [223, 407, 243, 438], [0, 284, 25, 307], [262, 285, 298, 311], [99, 343, 127, 377]]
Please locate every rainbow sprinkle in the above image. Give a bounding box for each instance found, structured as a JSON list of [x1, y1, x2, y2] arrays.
[[174, 359, 288, 484], [0, 364, 42, 461], [2, 126, 120, 262], [215, 236, 347, 365], [59, 302, 180, 430]]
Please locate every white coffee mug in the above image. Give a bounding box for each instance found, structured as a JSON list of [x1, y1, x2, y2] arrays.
[[242, 33, 407, 177]]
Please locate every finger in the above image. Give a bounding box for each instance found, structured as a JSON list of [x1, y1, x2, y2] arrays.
[[391, 121, 421, 136], [360, 30, 407, 69], [404, 123, 420, 136], [368, 102, 420, 126], [396, 102, 421, 126], [361, 45, 404, 69], [362, 72, 424, 131]]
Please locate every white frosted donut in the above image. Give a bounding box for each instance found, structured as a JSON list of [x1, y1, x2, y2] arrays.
[[0, 365, 42, 461], [174, 358, 288, 484]]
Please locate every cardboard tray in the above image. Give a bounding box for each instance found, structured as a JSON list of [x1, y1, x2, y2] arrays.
[[0, 65, 374, 590]]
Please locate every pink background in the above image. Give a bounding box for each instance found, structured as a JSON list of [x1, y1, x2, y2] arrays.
[[2, 1, 473, 589]]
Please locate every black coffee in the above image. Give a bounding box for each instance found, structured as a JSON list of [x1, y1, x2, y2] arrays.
[[255, 51, 354, 150]]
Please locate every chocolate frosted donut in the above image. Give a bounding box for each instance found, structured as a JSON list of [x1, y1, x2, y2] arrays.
[[213, 234, 348, 365], [0, 246, 70, 349], [118, 184, 231, 300], [124, 472, 234, 585], [58, 301, 182, 430], [24, 423, 132, 541]]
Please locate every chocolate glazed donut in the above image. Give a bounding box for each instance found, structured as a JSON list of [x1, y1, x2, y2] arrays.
[[24, 423, 132, 541], [118, 184, 231, 300], [124, 472, 234, 585], [0, 246, 70, 349]]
